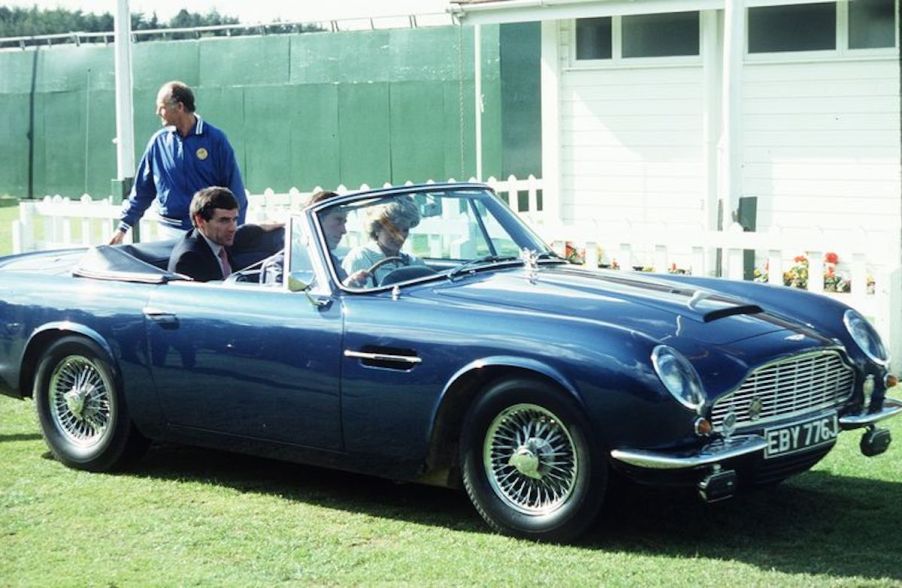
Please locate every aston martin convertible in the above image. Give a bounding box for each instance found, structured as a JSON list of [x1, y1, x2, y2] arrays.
[[1, 183, 899, 542]]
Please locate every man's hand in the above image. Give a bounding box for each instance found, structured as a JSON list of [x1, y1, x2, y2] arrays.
[[108, 229, 127, 245]]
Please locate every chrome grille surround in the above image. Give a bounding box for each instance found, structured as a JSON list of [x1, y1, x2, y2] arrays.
[[710, 349, 855, 432]]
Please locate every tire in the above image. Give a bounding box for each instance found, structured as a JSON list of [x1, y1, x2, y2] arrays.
[[460, 378, 606, 542], [33, 336, 148, 471]]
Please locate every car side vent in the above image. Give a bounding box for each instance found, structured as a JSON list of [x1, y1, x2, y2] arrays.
[[702, 304, 763, 322]]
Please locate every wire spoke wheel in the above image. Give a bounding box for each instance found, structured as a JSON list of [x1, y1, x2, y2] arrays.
[[34, 336, 148, 472], [484, 403, 578, 515], [48, 355, 114, 448], [461, 378, 606, 542]]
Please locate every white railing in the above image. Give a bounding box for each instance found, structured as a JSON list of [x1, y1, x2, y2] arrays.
[[9, 175, 900, 372]]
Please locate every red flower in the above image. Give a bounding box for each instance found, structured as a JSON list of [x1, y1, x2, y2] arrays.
[[794, 255, 807, 263], [824, 252, 839, 264]]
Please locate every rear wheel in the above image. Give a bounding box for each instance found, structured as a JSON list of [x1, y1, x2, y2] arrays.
[[34, 336, 147, 471], [460, 378, 606, 542]]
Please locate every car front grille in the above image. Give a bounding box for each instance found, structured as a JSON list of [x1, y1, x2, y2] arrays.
[[710, 349, 855, 432]]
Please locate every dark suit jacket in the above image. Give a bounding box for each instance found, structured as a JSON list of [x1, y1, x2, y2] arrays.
[[167, 229, 229, 282]]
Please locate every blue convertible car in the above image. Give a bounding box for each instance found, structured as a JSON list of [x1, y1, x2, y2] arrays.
[[0, 183, 899, 541]]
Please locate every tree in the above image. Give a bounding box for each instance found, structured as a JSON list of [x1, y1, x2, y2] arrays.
[[0, 6, 241, 40]]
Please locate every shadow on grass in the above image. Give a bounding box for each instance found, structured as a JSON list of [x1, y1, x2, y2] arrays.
[[587, 472, 901, 581], [123, 442, 901, 582], [130, 443, 479, 532], [0, 433, 43, 443]]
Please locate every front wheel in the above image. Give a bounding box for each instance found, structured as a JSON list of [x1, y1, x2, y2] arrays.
[[33, 336, 147, 471], [460, 378, 606, 542]]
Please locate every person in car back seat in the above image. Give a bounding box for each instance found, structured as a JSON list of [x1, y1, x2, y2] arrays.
[[167, 187, 239, 282]]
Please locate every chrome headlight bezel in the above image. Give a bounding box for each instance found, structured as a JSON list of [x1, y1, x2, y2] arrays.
[[651, 345, 706, 412], [843, 309, 889, 366]]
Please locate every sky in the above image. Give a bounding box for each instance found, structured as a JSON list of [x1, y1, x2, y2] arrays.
[[3, 0, 453, 24]]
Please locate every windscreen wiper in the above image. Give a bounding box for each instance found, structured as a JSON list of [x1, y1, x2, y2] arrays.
[[536, 251, 567, 262], [447, 255, 522, 280]]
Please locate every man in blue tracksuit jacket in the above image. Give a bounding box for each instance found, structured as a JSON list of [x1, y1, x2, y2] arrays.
[[109, 80, 246, 244]]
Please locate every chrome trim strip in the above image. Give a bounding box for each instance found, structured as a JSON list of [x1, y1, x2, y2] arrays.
[[610, 435, 768, 470], [839, 397, 902, 430], [343, 350, 422, 364]]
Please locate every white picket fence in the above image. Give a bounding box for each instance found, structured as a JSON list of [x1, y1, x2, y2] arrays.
[[12, 175, 546, 250], [9, 175, 900, 372]]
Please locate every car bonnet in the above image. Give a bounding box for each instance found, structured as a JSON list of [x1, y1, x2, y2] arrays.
[[433, 265, 824, 346]]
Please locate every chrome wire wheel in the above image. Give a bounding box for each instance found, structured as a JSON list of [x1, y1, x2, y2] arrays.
[[48, 354, 114, 448], [483, 403, 578, 515]]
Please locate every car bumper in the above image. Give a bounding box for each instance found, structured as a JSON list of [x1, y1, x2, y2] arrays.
[[611, 397, 901, 471], [838, 396, 902, 430]]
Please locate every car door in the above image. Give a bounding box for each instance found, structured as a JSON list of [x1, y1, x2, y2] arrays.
[[339, 292, 465, 465], [145, 282, 342, 449]]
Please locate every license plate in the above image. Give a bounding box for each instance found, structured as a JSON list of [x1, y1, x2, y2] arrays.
[[764, 413, 838, 459]]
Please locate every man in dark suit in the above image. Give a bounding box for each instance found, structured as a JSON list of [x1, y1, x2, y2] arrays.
[[168, 186, 239, 282]]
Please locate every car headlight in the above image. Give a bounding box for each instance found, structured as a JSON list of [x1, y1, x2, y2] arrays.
[[843, 309, 888, 366], [651, 345, 706, 411]]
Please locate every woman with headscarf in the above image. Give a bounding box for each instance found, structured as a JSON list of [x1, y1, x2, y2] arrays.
[[342, 196, 424, 287]]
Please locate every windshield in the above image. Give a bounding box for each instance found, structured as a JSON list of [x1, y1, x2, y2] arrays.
[[306, 186, 554, 290]]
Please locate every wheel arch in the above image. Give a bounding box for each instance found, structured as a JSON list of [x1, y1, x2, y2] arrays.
[[422, 356, 583, 486], [20, 322, 116, 399]]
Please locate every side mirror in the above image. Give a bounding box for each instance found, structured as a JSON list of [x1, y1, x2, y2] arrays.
[[288, 272, 329, 308], [414, 194, 442, 218], [287, 272, 310, 293]]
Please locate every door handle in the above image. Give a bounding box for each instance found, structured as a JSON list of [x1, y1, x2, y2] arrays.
[[344, 349, 422, 369], [143, 307, 179, 328]]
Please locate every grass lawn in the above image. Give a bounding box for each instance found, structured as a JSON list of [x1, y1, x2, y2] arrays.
[[1, 393, 900, 586]]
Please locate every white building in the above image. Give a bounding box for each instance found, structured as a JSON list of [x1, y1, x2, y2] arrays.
[[451, 0, 900, 257], [452, 0, 901, 366]]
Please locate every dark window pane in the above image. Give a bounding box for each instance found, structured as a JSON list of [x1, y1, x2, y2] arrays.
[[849, 0, 895, 49], [622, 12, 699, 58], [576, 17, 612, 60], [748, 3, 836, 53]]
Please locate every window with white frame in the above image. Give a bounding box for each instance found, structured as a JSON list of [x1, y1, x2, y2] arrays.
[[576, 17, 612, 60], [848, 0, 896, 48], [748, 0, 897, 54], [748, 3, 836, 52], [622, 12, 700, 57], [575, 12, 700, 61]]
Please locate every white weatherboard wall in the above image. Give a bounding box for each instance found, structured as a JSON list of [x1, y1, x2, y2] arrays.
[[551, 19, 900, 265], [560, 65, 707, 229], [557, 23, 707, 230], [742, 57, 901, 264]]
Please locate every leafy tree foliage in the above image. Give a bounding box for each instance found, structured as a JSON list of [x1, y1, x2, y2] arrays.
[[0, 6, 239, 38]]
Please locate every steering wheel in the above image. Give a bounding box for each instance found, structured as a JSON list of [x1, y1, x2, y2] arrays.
[[363, 256, 405, 287]]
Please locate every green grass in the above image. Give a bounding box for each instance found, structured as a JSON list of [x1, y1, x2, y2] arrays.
[[1, 395, 900, 586]]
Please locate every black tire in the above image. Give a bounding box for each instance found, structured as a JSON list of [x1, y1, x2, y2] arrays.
[[33, 336, 148, 471], [460, 377, 606, 542]]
